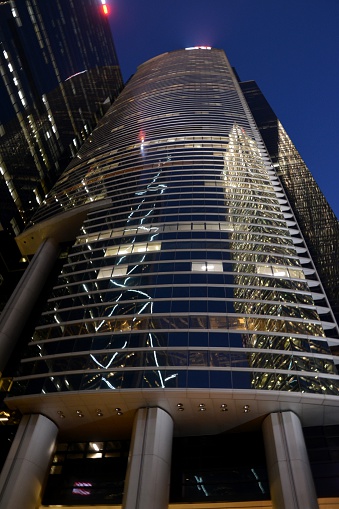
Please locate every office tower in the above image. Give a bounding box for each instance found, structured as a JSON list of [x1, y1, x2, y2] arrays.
[[240, 81, 339, 325], [0, 0, 123, 309], [1, 48, 339, 509]]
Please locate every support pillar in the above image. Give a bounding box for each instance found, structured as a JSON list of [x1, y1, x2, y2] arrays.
[[0, 238, 59, 375], [262, 411, 318, 509], [0, 413, 58, 509], [123, 407, 173, 509]]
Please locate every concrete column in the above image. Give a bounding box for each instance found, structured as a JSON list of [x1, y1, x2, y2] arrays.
[[123, 407, 173, 509], [0, 238, 59, 375], [0, 413, 58, 509], [262, 411, 318, 509]]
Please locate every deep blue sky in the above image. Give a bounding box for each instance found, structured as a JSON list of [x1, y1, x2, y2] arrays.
[[109, 0, 339, 218]]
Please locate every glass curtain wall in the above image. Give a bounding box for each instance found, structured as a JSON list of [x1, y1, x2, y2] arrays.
[[12, 48, 339, 397]]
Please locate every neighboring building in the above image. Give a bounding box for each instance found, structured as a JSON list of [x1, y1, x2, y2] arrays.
[[0, 0, 123, 309], [1, 48, 339, 509], [240, 80, 339, 325]]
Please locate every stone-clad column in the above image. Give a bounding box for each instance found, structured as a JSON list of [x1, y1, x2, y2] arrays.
[[0, 413, 58, 509], [262, 411, 318, 509], [0, 238, 59, 375], [123, 407, 173, 509]]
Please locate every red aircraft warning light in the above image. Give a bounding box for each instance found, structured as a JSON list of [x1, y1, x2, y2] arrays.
[[100, 0, 109, 15]]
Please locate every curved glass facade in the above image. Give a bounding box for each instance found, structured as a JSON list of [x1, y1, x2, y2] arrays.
[[13, 48, 339, 397]]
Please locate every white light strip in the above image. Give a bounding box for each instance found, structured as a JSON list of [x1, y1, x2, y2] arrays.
[[185, 46, 211, 50]]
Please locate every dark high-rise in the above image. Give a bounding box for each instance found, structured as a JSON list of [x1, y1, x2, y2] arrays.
[[1, 48, 339, 509], [0, 0, 123, 309]]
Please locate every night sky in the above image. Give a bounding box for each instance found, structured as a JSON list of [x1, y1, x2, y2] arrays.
[[109, 0, 339, 218]]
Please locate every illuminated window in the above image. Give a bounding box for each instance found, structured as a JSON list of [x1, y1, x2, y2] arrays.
[[97, 265, 128, 279], [99, 231, 111, 240], [289, 268, 305, 279], [105, 242, 161, 257], [209, 224, 222, 231], [192, 261, 223, 272], [257, 264, 305, 280], [113, 265, 128, 276], [272, 267, 289, 277], [192, 223, 205, 230], [178, 223, 191, 231], [97, 267, 112, 279], [110, 228, 123, 238], [146, 242, 161, 252], [87, 442, 104, 458], [257, 265, 272, 276], [105, 245, 131, 256]]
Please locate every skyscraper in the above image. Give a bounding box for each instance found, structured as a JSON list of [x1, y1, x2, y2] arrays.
[[240, 80, 339, 325], [0, 0, 123, 309], [1, 47, 339, 509]]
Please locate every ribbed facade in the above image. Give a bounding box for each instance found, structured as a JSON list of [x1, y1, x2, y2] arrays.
[[12, 48, 339, 399]]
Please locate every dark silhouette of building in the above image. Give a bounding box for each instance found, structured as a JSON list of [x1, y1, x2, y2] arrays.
[[0, 0, 123, 310]]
